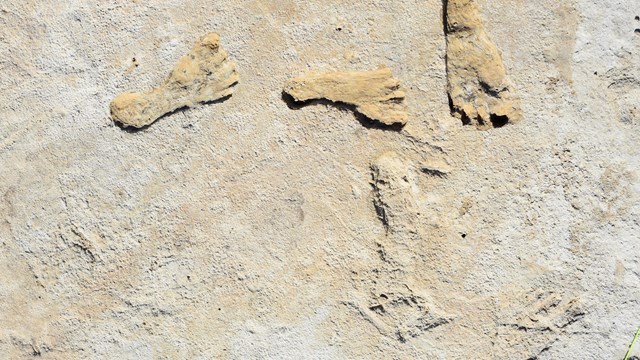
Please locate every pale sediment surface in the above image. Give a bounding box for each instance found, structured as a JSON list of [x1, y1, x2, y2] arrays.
[[1, 1, 639, 359]]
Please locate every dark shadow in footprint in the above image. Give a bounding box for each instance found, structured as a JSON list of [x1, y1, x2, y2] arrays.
[[114, 94, 233, 133], [281, 92, 405, 132]]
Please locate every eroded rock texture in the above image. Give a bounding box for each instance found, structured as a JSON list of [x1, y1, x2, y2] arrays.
[[445, 0, 522, 129], [2, 0, 639, 359], [284, 66, 408, 126], [110, 33, 238, 128]]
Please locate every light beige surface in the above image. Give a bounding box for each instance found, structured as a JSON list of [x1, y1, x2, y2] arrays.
[[1, 0, 639, 359]]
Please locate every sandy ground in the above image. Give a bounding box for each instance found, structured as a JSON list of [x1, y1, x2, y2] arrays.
[[1, 0, 639, 358]]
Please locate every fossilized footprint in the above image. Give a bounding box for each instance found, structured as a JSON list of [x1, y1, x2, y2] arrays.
[[110, 33, 239, 128], [371, 152, 418, 233], [496, 290, 585, 358], [444, 0, 521, 129], [283, 66, 408, 127]]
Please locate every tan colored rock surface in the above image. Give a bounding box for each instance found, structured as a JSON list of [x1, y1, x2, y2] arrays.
[[284, 66, 408, 126], [445, 0, 522, 129], [1, 0, 639, 359], [110, 33, 238, 128]]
